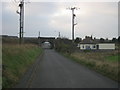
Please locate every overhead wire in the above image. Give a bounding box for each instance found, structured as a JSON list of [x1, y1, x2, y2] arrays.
[[11, 0, 20, 36], [14, 0, 21, 3], [11, 0, 19, 12]]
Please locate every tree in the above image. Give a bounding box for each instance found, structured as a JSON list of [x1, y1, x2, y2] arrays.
[[74, 37, 81, 44], [55, 38, 76, 54], [118, 36, 120, 43], [100, 38, 105, 43], [112, 38, 117, 43]]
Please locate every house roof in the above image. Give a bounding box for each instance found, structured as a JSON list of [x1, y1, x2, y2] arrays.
[[79, 36, 100, 44], [80, 38, 98, 44]]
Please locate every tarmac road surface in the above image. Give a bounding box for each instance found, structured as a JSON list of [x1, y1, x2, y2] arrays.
[[16, 49, 118, 88]]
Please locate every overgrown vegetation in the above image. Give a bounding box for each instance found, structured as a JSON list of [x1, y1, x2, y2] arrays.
[[63, 50, 119, 82], [2, 44, 43, 88], [55, 39, 119, 82], [55, 38, 77, 54]]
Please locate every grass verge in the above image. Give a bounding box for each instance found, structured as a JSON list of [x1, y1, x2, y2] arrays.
[[2, 44, 43, 88], [62, 50, 119, 82]]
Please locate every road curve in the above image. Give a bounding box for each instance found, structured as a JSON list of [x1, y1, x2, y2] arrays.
[[16, 49, 118, 88]]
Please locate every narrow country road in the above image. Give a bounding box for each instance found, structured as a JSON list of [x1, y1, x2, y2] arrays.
[[16, 49, 118, 88]]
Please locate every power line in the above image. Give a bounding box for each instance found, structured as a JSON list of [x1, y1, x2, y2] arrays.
[[11, 0, 18, 6], [14, 0, 21, 3], [10, 0, 19, 12]]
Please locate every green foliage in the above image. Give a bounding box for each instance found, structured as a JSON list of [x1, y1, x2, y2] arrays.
[[83, 50, 91, 53], [112, 38, 117, 43], [2, 44, 43, 88], [74, 37, 81, 44], [118, 36, 120, 43], [100, 38, 105, 43], [55, 39, 76, 54], [106, 55, 120, 62]]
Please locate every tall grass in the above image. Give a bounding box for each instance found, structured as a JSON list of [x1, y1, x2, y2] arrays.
[[2, 44, 43, 88], [63, 50, 119, 82]]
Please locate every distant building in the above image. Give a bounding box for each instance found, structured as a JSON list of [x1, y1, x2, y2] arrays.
[[77, 36, 115, 50]]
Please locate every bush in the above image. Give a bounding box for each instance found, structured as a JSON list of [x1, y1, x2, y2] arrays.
[[55, 39, 76, 54]]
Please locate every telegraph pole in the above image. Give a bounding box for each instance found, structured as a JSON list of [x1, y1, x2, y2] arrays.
[[17, 0, 24, 44], [39, 31, 40, 37], [58, 32, 60, 38], [68, 7, 79, 43], [38, 31, 41, 46]]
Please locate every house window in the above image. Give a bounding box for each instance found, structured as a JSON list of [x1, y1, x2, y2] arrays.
[[93, 45, 96, 48], [82, 45, 84, 48]]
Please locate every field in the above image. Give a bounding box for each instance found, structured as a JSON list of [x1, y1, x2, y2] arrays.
[[2, 44, 43, 88], [64, 50, 119, 82]]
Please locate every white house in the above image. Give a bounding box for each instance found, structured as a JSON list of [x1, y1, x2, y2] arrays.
[[98, 43, 115, 50], [77, 36, 115, 50], [78, 43, 97, 50], [78, 43, 115, 50]]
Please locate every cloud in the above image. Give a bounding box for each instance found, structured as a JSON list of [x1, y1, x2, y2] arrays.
[[49, 2, 118, 39], [2, 2, 118, 39], [25, 2, 59, 17], [2, 2, 19, 36]]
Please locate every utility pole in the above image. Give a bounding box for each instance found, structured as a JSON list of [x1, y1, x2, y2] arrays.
[[54, 31, 61, 39], [39, 31, 40, 37], [58, 32, 60, 38], [38, 31, 41, 46], [17, 0, 24, 44], [68, 7, 79, 43]]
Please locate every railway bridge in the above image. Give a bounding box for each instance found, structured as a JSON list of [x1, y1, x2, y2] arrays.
[[38, 37, 56, 48]]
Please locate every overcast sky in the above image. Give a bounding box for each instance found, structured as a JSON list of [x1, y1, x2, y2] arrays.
[[1, 0, 118, 39]]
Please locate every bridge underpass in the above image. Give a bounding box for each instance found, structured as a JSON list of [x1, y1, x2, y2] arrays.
[[38, 37, 55, 49]]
